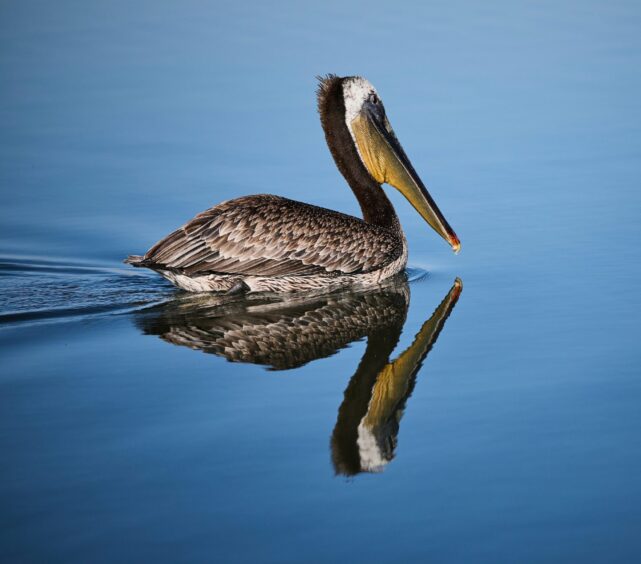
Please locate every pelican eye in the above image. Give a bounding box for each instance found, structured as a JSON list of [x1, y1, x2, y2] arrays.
[[370, 93, 379, 105]]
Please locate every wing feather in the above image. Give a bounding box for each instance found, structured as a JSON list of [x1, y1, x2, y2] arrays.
[[142, 195, 402, 277]]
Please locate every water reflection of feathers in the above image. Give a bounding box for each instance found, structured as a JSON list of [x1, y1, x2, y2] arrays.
[[137, 277, 411, 370], [136, 276, 462, 475]]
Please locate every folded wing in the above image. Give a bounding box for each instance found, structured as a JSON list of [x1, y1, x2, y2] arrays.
[[136, 195, 402, 277]]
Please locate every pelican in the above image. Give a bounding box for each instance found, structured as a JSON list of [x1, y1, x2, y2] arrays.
[[125, 75, 460, 293]]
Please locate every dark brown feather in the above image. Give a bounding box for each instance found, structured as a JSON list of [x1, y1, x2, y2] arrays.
[[316, 75, 399, 228], [128, 75, 406, 283], [141, 195, 403, 277]]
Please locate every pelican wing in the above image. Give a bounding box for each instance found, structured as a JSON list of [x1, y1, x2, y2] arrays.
[[139, 195, 402, 277]]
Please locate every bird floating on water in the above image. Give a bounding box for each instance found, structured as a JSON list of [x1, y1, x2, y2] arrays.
[[125, 75, 460, 293]]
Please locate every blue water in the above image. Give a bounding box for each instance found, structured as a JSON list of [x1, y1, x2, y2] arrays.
[[2, 1, 641, 562]]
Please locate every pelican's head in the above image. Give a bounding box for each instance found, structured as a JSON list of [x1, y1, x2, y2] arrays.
[[340, 76, 460, 253]]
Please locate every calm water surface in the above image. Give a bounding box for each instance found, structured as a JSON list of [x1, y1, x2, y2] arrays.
[[2, 1, 641, 562]]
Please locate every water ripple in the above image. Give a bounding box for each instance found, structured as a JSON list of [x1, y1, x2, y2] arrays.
[[0, 256, 174, 327], [0, 256, 432, 328]]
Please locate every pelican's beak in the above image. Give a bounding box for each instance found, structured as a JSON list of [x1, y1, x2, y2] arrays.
[[350, 102, 460, 253]]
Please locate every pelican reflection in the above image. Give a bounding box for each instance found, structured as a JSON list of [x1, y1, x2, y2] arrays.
[[135, 276, 462, 475], [331, 278, 461, 475]]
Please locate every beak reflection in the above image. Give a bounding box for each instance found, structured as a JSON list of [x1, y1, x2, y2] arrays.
[[331, 278, 462, 475], [136, 276, 463, 476]]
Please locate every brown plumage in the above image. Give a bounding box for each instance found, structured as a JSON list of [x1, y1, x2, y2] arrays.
[[125, 74, 458, 293], [130, 195, 402, 279]]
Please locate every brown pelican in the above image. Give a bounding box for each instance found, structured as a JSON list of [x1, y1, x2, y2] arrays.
[[125, 75, 460, 293]]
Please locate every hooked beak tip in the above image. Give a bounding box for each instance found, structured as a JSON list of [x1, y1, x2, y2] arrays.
[[449, 236, 461, 254]]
